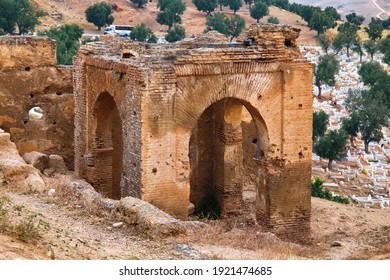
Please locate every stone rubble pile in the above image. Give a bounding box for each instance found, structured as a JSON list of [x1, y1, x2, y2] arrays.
[[301, 46, 390, 208]]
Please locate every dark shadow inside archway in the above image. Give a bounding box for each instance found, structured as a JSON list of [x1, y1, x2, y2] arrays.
[[189, 98, 268, 221], [91, 92, 123, 199]]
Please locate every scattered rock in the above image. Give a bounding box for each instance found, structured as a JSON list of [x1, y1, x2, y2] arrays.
[[48, 188, 56, 196], [23, 151, 49, 172], [115, 196, 187, 238], [176, 244, 209, 260], [0, 130, 45, 192], [48, 154, 68, 174], [113, 222, 124, 228], [331, 241, 342, 247]]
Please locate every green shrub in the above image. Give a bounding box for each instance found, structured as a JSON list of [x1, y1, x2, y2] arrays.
[[311, 177, 350, 204]]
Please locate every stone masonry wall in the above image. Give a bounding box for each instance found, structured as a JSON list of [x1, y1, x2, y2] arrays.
[[0, 36, 74, 168]]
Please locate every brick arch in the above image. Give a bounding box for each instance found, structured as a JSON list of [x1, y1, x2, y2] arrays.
[[188, 97, 269, 219], [87, 92, 123, 199]]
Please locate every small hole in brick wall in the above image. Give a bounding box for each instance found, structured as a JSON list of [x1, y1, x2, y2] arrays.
[[252, 138, 258, 144], [122, 53, 132, 59], [25, 66, 31, 71], [23, 120, 28, 124], [52, 121, 57, 125], [28, 106, 44, 120], [133, 111, 136, 116], [299, 104, 303, 108], [29, 93, 34, 98], [152, 168, 157, 173], [284, 40, 292, 47], [56, 92, 62, 96]]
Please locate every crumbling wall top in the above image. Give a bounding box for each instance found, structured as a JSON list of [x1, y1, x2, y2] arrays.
[[0, 36, 56, 69], [76, 24, 304, 69]]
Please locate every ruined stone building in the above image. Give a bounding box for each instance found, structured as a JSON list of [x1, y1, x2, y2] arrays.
[[1, 24, 313, 240]]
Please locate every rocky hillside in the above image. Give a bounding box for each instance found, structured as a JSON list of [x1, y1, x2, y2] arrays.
[[32, 0, 318, 45]]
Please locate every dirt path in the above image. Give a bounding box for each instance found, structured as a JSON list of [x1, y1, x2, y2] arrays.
[[372, 0, 387, 19]]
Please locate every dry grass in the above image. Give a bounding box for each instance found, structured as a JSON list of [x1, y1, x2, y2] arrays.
[[0, 193, 46, 244], [180, 217, 308, 259]]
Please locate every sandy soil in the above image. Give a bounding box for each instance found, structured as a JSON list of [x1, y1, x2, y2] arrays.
[[1, 181, 389, 260]]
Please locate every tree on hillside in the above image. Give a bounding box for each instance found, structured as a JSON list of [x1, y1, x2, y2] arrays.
[[38, 24, 83, 65], [205, 13, 228, 36], [314, 54, 340, 98], [165, 25, 186, 42], [131, 0, 148, 8], [312, 111, 329, 142], [318, 33, 331, 54], [299, 5, 321, 23], [379, 35, 390, 64], [365, 17, 384, 41], [130, 23, 157, 43], [351, 42, 364, 63], [335, 21, 359, 56], [157, 0, 186, 29], [205, 13, 245, 41], [309, 11, 336, 36], [250, 1, 269, 23], [205, 12, 230, 36], [227, 14, 245, 41], [227, 0, 243, 14], [341, 113, 360, 148], [267, 16, 279, 24], [217, 0, 229, 11], [272, 0, 289, 10], [324, 6, 341, 21], [345, 90, 389, 153], [346, 12, 365, 26], [363, 40, 378, 60], [244, 0, 253, 9], [383, 17, 390, 29], [85, 2, 114, 31], [314, 129, 348, 170], [192, 0, 217, 16], [358, 61, 388, 86], [358, 61, 390, 106], [0, 0, 45, 34]]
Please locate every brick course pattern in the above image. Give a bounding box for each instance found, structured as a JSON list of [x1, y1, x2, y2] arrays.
[[74, 24, 313, 240]]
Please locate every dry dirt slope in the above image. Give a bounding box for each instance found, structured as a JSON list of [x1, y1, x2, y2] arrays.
[[33, 0, 318, 45], [1, 184, 390, 260]]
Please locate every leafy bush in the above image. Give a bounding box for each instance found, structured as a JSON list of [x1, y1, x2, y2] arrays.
[[311, 177, 350, 204], [38, 24, 84, 65]]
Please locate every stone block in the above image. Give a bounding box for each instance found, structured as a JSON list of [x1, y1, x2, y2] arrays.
[[23, 151, 49, 172], [49, 154, 68, 174]]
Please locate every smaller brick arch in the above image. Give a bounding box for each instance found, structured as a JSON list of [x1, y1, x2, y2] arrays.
[[89, 92, 123, 199]]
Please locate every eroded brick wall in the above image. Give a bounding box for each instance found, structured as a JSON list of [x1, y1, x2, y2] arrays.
[[74, 24, 313, 240], [0, 36, 74, 168]]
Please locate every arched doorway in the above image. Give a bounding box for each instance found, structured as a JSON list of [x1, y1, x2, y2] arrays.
[[189, 98, 268, 219], [91, 92, 123, 199]]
